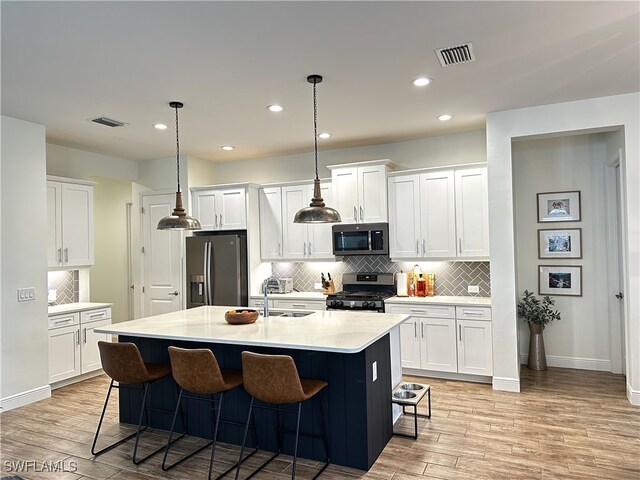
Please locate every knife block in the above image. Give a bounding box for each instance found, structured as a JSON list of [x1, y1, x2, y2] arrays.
[[322, 279, 335, 295]]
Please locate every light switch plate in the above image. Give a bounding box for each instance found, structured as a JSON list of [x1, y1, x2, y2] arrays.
[[18, 287, 36, 302], [468, 285, 480, 294], [372, 361, 378, 382]]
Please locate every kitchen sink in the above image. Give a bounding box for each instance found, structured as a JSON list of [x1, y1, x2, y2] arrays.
[[266, 310, 313, 318]]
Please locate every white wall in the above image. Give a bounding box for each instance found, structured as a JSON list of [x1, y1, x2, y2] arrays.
[[487, 92, 640, 404], [0, 116, 50, 409], [513, 134, 611, 370], [211, 130, 486, 184], [187, 156, 217, 188], [47, 143, 138, 181], [138, 156, 186, 190]]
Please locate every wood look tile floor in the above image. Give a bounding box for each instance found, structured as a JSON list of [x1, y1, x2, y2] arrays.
[[1, 367, 638, 479]]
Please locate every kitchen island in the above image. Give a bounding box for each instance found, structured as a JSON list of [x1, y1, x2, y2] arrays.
[[96, 306, 408, 470]]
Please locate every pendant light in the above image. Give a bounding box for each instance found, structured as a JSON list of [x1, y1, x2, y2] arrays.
[[293, 75, 342, 224], [157, 101, 202, 231]]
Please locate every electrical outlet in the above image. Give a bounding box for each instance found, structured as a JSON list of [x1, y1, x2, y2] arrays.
[[48, 289, 57, 302], [17, 287, 36, 302], [372, 361, 378, 382], [468, 285, 480, 294]]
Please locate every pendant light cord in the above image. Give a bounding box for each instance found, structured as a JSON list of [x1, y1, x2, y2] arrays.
[[313, 79, 319, 180], [175, 104, 181, 193]]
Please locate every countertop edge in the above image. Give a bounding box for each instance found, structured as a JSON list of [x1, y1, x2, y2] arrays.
[[48, 302, 114, 316]]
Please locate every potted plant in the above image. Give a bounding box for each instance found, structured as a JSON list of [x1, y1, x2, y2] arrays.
[[517, 290, 561, 371]]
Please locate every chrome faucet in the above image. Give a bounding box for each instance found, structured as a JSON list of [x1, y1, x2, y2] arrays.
[[262, 279, 269, 317]]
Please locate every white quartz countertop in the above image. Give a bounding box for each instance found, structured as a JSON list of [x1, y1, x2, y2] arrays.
[[386, 296, 491, 306], [96, 306, 408, 353], [250, 292, 326, 300], [48, 302, 113, 316]]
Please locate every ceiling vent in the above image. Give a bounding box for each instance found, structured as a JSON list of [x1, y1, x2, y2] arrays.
[[435, 42, 476, 67], [90, 116, 127, 127]]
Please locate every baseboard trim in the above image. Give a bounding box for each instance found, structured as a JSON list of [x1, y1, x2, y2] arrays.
[[627, 384, 640, 406], [403, 368, 492, 384], [520, 354, 611, 372], [0, 385, 51, 412], [50, 369, 104, 390], [492, 376, 521, 392]]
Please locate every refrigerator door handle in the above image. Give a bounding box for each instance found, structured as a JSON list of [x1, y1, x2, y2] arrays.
[[207, 241, 213, 304], [203, 241, 209, 305]]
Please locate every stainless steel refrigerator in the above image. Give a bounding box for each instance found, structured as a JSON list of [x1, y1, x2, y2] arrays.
[[186, 234, 248, 308]]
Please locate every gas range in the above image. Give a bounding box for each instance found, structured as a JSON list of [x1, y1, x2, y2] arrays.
[[326, 272, 395, 313]]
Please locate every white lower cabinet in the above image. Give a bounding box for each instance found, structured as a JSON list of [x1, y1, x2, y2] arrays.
[[48, 307, 112, 384], [387, 303, 492, 377]]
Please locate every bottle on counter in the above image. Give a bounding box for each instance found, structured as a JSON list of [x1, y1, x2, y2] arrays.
[[416, 273, 427, 297], [426, 273, 435, 296]]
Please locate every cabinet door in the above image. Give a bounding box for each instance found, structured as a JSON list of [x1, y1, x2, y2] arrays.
[[358, 165, 387, 223], [420, 318, 458, 372], [331, 167, 359, 223], [388, 175, 421, 259], [218, 188, 247, 230], [455, 168, 489, 257], [192, 190, 219, 230], [281, 185, 308, 259], [420, 171, 457, 257], [47, 182, 63, 267], [49, 325, 81, 383], [259, 187, 283, 260], [61, 183, 94, 266], [307, 182, 334, 259], [457, 319, 493, 375], [81, 318, 111, 374], [399, 318, 421, 368]]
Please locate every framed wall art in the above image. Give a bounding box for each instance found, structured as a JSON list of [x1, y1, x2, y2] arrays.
[[537, 191, 581, 223], [539, 265, 582, 296], [538, 228, 582, 259]]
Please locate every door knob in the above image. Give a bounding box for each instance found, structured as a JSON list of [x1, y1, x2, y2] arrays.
[[615, 292, 624, 299], [168, 291, 179, 296]]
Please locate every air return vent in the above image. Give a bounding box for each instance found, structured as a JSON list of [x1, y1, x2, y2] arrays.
[[435, 42, 476, 67], [91, 116, 127, 127]]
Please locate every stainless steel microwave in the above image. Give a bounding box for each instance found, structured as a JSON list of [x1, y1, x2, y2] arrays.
[[332, 223, 389, 256]]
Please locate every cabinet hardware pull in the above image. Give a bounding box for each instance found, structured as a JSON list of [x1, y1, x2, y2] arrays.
[[53, 318, 71, 325], [459, 324, 462, 341], [458, 238, 462, 255], [303, 242, 307, 255], [83, 328, 87, 344], [416, 239, 420, 255], [278, 243, 281, 256], [422, 239, 426, 255], [219, 213, 222, 227], [292, 304, 306, 308], [76, 329, 80, 346], [57, 248, 62, 264], [414, 322, 417, 338], [89, 313, 103, 318], [360, 206, 364, 222], [214, 213, 219, 229], [410, 309, 425, 313], [464, 311, 484, 316], [308, 243, 312, 255], [353, 206, 357, 222], [64, 248, 69, 263], [421, 322, 424, 338]]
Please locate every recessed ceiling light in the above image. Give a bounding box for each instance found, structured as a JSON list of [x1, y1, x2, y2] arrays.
[[412, 77, 432, 87], [221, 145, 235, 151], [318, 132, 332, 139], [438, 114, 453, 121], [154, 123, 168, 130], [267, 104, 284, 112]]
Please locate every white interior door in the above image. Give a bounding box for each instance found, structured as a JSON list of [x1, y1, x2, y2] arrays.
[[615, 164, 626, 375], [142, 193, 183, 317]]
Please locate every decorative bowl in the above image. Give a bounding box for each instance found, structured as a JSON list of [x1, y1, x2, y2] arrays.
[[393, 391, 417, 400], [401, 383, 425, 391], [224, 309, 259, 325]]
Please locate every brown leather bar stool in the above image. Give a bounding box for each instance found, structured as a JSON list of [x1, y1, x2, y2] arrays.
[[163, 346, 258, 480], [236, 351, 330, 480], [92, 341, 176, 464]]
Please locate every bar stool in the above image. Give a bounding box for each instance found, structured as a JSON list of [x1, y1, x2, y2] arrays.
[[236, 351, 330, 480], [91, 341, 176, 464], [163, 346, 258, 480]]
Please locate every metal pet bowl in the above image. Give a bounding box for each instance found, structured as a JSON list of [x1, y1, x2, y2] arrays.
[[393, 391, 417, 400], [401, 383, 425, 391]]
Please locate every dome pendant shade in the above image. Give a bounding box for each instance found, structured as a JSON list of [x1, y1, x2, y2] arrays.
[[294, 179, 342, 223], [157, 101, 201, 231], [294, 74, 342, 224]]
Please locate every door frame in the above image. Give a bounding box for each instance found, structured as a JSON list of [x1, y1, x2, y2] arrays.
[[604, 148, 627, 375]]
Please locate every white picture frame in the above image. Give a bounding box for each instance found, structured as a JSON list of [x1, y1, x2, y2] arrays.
[[538, 228, 582, 259], [537, 191, 581, 223], [539, 265, 582, 297]]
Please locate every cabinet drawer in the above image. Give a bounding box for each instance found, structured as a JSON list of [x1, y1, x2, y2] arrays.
[[272, 299, 326, 310], [81, 308, 111, 323], [249, 298, 274, 308], [49, 312, 80, 330], [386, 304, 455, 318], [456, 306, 491, 321]]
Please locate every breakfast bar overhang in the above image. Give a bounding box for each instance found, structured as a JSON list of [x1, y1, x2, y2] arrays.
[[97, 306, 407, 470]]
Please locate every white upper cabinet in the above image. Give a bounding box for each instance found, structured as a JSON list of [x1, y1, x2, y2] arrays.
[[47, 179, 94, 268], [388, 165, 489, 260], [192, 186, 247, 231], [261, 181, 334, 261], [328, 160, 395, 223], [455, 168, 489, 257]]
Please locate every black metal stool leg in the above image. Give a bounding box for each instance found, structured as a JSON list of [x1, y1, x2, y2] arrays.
[[132, 383, 150, 464], [162, 387, 193, 471], [235, 397, 254, 480], [291, 402, 302, 480], [208, 392, 224, 480], [91, 380, 140, 456], [313, 395, 331, 480]]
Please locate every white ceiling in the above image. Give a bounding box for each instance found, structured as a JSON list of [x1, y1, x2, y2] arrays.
[[2, 1, 638, 162]]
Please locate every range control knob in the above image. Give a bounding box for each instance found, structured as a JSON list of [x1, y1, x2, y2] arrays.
[[336, 300, 343, 307], [328, 300, 336, 307], [350, 300, 356, 308], [364, 301, 374, 308]]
